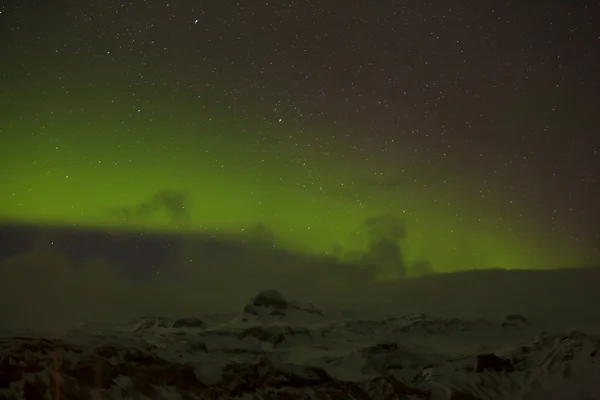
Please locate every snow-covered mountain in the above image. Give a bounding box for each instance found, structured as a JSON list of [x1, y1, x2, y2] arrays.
[[1, 289, 599, 400]]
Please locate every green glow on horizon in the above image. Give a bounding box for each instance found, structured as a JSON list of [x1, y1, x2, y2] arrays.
[[0, 91, 592, 275]]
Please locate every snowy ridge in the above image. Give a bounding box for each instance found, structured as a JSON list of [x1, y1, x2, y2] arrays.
[[0, 289, 598, 399]]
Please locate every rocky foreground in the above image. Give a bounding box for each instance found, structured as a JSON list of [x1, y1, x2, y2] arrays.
[[1, 289, 599, 400]]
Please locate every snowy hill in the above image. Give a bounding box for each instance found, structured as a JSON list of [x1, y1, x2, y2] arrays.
[[1, 289, 599, 399]]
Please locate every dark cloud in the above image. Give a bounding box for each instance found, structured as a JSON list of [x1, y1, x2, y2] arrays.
[[1, 213, 594, 331], [109, 189, 190, 226], [357, 236, 406, 280], [154, 189, 190, 225], [410, 259, 435, 277], [242, 222, 277, 247], [363, 213, 408, 241], [346, 213, 417, 280], [0, 225, 369, 328], [1, 231, 599, 331]]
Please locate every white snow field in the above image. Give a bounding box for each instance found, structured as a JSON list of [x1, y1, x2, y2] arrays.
[[1, 268, 600, 400]]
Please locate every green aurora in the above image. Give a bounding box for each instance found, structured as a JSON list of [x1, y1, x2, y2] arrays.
[[0, 83, 593, 276]]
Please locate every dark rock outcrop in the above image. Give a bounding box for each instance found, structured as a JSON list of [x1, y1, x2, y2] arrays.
[[172, 318, 205, 328], [0, 336, 432, 400], [475, 353, 515, 373], [243, 289, 323, 317], [501, 314, 529, 329]]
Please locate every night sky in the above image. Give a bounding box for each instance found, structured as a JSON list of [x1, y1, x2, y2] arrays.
[[0, 0, 599, 286]]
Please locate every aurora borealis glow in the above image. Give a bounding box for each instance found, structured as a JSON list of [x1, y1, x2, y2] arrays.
[[0, 0, 599, 280]]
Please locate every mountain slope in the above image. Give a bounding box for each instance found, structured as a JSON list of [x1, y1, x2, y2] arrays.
[[1, 289, 598, 400]]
